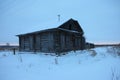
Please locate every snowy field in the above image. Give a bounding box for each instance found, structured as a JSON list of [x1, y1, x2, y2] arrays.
[[0, 46, 120, 80]]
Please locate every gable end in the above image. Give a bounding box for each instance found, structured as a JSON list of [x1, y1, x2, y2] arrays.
[[58, 19, 84, 34]]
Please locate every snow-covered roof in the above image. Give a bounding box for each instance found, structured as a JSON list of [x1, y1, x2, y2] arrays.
[[17, 18, 83, 36], [58, 28, 82, 34]]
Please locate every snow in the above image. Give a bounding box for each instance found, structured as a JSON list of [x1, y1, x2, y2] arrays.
[[58, 28, 81, 33], [0, 46, 120, 80]]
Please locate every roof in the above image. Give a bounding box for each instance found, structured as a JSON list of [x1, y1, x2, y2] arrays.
[[17, 18, 83, 36], [17, 28, 58, 36]]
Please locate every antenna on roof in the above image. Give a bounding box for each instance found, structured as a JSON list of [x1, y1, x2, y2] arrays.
[[58, 14, 60, 22]]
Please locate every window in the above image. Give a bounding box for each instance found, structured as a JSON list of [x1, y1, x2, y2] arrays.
[[69, 24, 72, 30]]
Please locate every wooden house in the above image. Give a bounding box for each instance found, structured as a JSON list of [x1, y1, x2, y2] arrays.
[[17, 19, 86, 53]]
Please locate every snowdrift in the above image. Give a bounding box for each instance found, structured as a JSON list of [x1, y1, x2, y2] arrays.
[[0, 46, 120, 80]]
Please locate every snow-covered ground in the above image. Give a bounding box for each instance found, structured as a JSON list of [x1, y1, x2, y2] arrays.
[[0, 46, 120, 80]]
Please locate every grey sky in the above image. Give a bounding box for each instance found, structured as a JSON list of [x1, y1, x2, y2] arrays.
[[0, 0, 120, 44]]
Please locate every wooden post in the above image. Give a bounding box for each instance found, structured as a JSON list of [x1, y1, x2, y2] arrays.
[[13, 48, 15, 55]]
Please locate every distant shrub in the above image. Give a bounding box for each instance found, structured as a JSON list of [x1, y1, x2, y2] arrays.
[[87, 49, 97, 57], [2, 54, 6, 57], [54, 58, 58, 65], [78, 60, 81, 64], [111, 68, 120, 80], [17, 54, 23, 63], [107, 46, 120, 57]]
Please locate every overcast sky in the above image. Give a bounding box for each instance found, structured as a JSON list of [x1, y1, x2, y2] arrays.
[[0, 0, 120, 44]]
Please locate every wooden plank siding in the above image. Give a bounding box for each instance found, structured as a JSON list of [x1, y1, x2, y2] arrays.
[[53, 30, 84, 53], [18, 30, 85, 53], [29, 35, 34, 51], [40, 32, 53, 52]]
